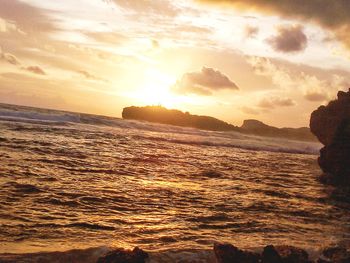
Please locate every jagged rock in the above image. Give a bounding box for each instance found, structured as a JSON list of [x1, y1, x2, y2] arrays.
[[310, 89, 350, 185], [310, 89, 350, 146], [96, 247, 148, 263], [213, 243, 260, 263], [317, 246, 350, 263]]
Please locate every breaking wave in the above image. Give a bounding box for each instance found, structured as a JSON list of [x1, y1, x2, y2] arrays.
[[0, 103, 321, 155]]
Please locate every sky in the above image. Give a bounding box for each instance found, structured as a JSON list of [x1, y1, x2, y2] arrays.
[[0, 0, 350, 128]]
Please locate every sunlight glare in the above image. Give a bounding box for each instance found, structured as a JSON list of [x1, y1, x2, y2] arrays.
[[138, 68, 179, 108]]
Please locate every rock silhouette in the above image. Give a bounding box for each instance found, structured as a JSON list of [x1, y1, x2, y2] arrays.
[[214, 243, 312, 263], [310, 89, 350, 185], [122, 106, 316, 141], [214, 243, 261, 263], [241, 119, 315, 141], [122, 105, 239, 132], [96, 247, 148, 263]]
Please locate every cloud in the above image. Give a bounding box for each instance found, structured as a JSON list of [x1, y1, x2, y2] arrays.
[[1, 47, 46, 75], [241, 106, 260, 115], [0, 17, 24, 34], [304, 91, 329, 102], [267, 25, 307, 53], [23, 66, 46, 75], [85, 31, 128, 45], [199, 0, 350, 49], [172, 67, 239, 96], [0, 50, 21, 66], [244, 25, 259, 38], [104, 0, 179, 17], [247, 56, 349, 102], [77, 70, 107, 82], [258, 96, 296, 109], [0, 0, 56, 33]]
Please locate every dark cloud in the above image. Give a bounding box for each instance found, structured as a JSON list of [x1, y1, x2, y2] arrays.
[[258, 96, 296, 109], [23, 66, 46, 75], [172, 67, 239, 96], [244, 25, 259, 38], [200, 0, 350, 49], [267, 25, 307, 53]]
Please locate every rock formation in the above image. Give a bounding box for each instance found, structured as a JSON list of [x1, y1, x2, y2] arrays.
[[214, 243, 313, 263], [96, 247, 148, 263], [241, 119, 316, 141], [214, 243, 261, 263], [310, 89, 350, 185], [122, 106, 316, 141], [122, 105, 240, 132]]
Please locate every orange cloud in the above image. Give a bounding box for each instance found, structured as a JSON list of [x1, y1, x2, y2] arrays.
[[23, 66, 46, 75], [258, 96, 296, 109]]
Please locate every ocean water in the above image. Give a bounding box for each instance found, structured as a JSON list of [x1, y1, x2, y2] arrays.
[[0, 103, 349, 262]]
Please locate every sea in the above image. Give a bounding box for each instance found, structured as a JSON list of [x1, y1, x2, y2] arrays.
[[0, 103, 349, 262]]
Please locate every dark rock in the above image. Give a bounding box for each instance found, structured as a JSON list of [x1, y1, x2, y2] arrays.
[[241, 119, 316, 141], [262, 245, 283, 263], [317, 246, 350, 263], [122, 105, 316, 141], [274, 245, 310, 263], [262, 245, 310, 263], [213, 243, 260, 263], [310, 88, 350, 185], [122, 105, 239, 132], [96, 247, 148, 263]]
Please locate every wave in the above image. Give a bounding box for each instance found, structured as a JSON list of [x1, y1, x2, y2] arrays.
[[0, 103, 321, 155], [132, 133, 321, 155]]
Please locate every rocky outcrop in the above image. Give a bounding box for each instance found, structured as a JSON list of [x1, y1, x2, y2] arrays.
[[96, 247, 148, 263], [317, 246, 350, 263], [214, 243, 261, 263], [214, 243, 312, 263], [122, 106, 316, 141], [241, 119, 316, 141], [310, 89, 350, 185], [122, 106, 240, 132]]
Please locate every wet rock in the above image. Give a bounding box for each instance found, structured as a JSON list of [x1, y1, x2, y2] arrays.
[[213, 243, 260, 263], [317, 246, 350, 263], [310, 89, 350, 185], [96, 247, 148, 263]]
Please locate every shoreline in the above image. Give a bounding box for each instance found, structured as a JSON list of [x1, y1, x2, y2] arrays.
[[1, 243, 349, 263]]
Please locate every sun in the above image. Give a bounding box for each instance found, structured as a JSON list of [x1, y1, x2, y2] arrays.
[[136, 68, 180, 108]]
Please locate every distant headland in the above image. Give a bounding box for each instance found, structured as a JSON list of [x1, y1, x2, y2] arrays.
[[122, 105, 316, 141]]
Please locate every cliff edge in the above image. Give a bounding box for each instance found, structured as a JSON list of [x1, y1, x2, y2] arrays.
[[310, 89, 350, 185]]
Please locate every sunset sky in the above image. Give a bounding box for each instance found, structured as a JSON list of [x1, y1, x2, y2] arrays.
[[1, 0, 350, 127]]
